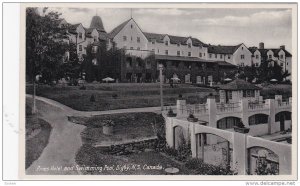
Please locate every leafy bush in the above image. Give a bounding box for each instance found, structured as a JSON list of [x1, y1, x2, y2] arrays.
[[79, 85, 86, 90], [185, 158, 233, 175]]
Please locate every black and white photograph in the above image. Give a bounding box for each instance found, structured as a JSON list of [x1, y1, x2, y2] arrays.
[[13, 2, 297, 180]]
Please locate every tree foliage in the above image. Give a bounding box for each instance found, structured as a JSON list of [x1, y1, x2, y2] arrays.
[[26, 7, 69, 84]]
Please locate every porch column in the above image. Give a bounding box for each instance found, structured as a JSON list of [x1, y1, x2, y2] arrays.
[[165, 117, 174, 148], [207, 97, 217, 128], [266, 99, 276, 134], [241, 98, 249, 127], [232, 132, 247, 175]]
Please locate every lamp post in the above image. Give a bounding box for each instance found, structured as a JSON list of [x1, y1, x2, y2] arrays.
[[159, 64, 164, 111]]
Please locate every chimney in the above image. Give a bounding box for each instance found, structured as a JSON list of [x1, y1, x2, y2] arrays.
[[280, 45, 285, 50], [259, 42, 264, 49]]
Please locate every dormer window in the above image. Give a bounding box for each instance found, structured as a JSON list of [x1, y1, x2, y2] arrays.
[[165, 41, 169, 46], [280, 55, 284, 59], [79, 33, 83, 39], [256, 55, 259, 59], [131, 24, 133, 29], [92, 46, 98, 53], [241, 55, 245, 59], [268, 55, 272, 59]]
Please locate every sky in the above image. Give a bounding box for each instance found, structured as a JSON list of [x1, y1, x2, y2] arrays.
[[47, 7, 292, 51]]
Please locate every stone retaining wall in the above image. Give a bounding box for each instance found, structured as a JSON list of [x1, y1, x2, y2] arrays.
[[96, 138, 166, 156]]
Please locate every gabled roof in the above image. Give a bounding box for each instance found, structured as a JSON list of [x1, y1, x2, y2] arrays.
[[258, 48, 292, 58], [219, 79, 261, 90], [108, 19, 131, 39], [68, 23, 82, 34], [85, 28, 95, 38], [207, 44, 243, 54], [143, 32, 205, 47], [248, 47, 258, 54]]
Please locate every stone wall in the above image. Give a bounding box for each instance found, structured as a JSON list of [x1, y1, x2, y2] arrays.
[[95, 138, 166, 156]]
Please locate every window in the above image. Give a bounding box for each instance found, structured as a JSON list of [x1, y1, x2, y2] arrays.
[[131, 36, 133, 41], [137, 47, 140, 50], [217, 117, 240, 129], [228, 55, 230, 59], [130, 47, 133, 50], [255, 63, 259, 67], [199, 53, 202, 57], [249, 114, 269, 125], [188, 43, 191, 48], [157, 49, 159, 53], [228, 91, 232, 99], [177, 51, 180, 56], [152, 41, 155, 44], [177, 44, 180, 47], [123, 36, 127, 41], [94, 36, 97, 42], [131, 24, 133, 29], [79, 45, 82, 51], [243, 90, 254, 98], [79, 33, 83, 39], [269, 55, 272, 59], [92, 46, 98, 53], [137, 37, 140, 43], [256, 55, 259, 59], [203, 53, 205, 56], [165, 41, 169, 46], [287, 62, 288, 65], [165, 50, 168, 55], [209, 54, 212, 58], [220, 55, 223, 59], [241, 55, 245, 59], [280, 55, 284, 59], [242, 47, 244, 50], [188, 52, 191, 57], [215, 54, 217, 58]]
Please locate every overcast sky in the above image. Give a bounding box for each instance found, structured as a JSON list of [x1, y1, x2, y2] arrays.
[[48, 7, 292, 51]]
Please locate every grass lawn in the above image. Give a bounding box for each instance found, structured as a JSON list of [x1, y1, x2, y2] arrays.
[[26, 83, 216, 111], [25, 116, 52, 169], [75, 144, 193, 175], [70, 112, 165, 145]]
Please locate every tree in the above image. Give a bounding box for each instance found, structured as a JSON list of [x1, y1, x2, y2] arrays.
[[257, 59, 284, 82], [26, 7, 68, 113]]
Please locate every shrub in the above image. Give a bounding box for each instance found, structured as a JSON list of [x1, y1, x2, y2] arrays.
[[185, 158, 233, 175], [79, 85, 86, 90], [90, 94, 96, 102]]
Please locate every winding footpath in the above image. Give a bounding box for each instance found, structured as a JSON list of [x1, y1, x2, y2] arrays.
[[25, 95, 165, 175]]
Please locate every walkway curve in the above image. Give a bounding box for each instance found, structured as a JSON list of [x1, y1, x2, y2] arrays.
[[26, 96, 85, 175], [25, 94, 167, 175]]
